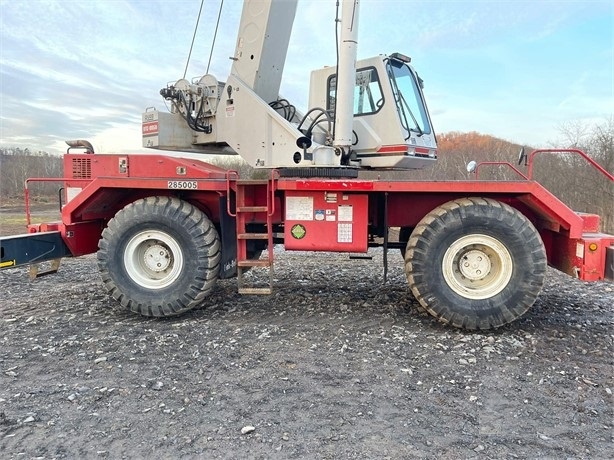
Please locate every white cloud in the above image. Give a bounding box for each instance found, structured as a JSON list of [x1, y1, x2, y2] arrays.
[[89, 123, 144, 154]]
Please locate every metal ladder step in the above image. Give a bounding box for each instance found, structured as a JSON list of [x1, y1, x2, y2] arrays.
[[237, 233, 269, 240], [236, 179, 270, 185], [237, 206, 268, 213], [234, 178, 275, 295], [238, 259, 272, 268], [237, 262, 274, 295], [238, 286, 273, 295]]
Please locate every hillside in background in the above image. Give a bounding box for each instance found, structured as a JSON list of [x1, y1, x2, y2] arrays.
[[1, 122, 612, 232]]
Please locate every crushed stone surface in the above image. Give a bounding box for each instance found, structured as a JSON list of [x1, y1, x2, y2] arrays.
[[1, 249, 612, 458]]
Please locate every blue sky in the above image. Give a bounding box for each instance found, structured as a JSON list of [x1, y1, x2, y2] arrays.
[[0, 0, 612, 154]]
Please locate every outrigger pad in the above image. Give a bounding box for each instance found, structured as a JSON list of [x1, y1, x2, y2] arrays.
[[278, 167, 359, 178], [29, 259, 62, 279]]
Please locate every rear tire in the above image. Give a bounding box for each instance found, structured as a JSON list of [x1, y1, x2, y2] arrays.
[[404, 197, 547, 330], [97, 196, 220, 317]]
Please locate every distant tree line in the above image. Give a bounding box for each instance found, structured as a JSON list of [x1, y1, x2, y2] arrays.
[[0, 147, 63, 200], [1, 119, 612, 231]]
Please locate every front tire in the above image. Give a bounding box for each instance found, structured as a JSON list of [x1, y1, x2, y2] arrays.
[[405, 197, 547, 330], [97, 196, 221, 317]]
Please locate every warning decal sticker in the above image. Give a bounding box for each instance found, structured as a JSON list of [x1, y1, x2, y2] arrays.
[[338, 205, 353, 222], [286, 196, 314, 221], [290, 224, 307, 239], [337, 223, 352, 243]]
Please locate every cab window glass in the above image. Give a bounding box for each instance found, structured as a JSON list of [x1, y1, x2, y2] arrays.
[[327, 67, 383, 116]]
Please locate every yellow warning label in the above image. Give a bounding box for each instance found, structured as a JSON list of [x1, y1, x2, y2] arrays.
[[0, 260, 16, 268]]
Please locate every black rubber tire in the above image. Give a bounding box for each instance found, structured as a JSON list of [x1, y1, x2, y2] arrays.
[[97, 196, 221, 317], [404, 197, 547, 330]]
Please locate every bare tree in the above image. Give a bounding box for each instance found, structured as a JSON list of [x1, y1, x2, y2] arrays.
[[531, 118, 614, 233], [0, 148, 63, 200]]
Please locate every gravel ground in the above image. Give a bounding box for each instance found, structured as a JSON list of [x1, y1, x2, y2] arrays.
[[0, 248, 613, 459]]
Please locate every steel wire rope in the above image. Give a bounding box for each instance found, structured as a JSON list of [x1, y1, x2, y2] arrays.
[[182, 0, 225, 78], [183, 0, 206, 79], [206, 0, 225, 74]]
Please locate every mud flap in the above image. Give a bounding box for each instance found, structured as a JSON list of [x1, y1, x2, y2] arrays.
[[606, 245, 614, 282], [218, 196, 238, 279]]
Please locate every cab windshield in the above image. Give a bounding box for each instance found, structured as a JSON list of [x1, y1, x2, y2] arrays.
[[386, 59, 431, 138]]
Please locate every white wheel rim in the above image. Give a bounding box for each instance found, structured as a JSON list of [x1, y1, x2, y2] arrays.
[[442, 234, 513, 300], [124, 230, 184, 289]]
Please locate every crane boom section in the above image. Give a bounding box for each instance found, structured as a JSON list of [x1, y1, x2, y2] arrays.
[[231, 0, 298, 103]]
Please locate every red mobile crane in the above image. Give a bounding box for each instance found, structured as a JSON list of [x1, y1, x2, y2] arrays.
[[1, 0, 612, 330]]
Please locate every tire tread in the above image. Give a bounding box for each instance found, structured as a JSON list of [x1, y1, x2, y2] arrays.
[[97, 196, 221, 318], [405, 197, 547, 330]]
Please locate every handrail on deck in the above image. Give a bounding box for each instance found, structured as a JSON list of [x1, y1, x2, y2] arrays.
[[473, 148, 613, 184], [527, 149, 614, 182], [24, 177, 67, 226], [268, 169, 280, 217], [225, 170, 240, 217]]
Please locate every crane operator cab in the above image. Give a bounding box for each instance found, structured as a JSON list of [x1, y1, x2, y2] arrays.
[[307, 52, 437, 170]]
